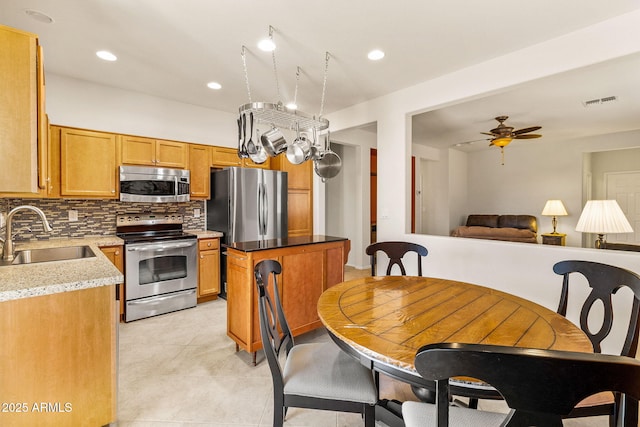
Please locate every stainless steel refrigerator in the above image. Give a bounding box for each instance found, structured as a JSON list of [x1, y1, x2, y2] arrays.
[[206, 167, 288, 297]]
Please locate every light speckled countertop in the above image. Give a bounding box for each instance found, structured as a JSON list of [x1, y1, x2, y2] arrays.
[[0, 236, 125, 302], [186, 230, 224, 239]]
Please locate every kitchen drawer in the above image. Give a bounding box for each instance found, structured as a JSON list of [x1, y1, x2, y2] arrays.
[[198, 238, 219, 251]]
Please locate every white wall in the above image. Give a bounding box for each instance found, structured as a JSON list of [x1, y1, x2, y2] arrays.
[[46, 74, 237, 146]]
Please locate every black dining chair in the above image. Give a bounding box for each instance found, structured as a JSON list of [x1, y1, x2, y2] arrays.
[[552, 260, 640, 426], [254, 259, 377, 427], [402, 342, 640, 427], [365, 241, 428, 276]]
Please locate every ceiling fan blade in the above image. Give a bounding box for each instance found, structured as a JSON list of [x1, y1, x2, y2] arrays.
[[513, 126, 541, 135], [480, 132, 496, 136], [513, 134, 542, 139]]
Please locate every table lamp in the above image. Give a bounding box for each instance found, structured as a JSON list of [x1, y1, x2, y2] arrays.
[[541, 199, 568, 234], [575, 200, 633, 248]]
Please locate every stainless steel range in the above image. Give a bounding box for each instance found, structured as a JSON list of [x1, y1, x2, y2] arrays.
[[116, 213, 197, 322]]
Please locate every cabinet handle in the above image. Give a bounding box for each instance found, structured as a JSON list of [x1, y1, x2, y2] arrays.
[[111, 189, 116, 193], [200, 255, 204, 259], [207, 242, 211, 247], [115, 251, 120, 255]]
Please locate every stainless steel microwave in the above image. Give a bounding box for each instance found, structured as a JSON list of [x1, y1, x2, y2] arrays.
[[119, 165, 190, 203]]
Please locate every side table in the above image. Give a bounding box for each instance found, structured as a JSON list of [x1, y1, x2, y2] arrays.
[[542, 233, 566, 246]]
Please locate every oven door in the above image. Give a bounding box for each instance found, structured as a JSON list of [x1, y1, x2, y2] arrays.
[[125, 238, 197, 301]]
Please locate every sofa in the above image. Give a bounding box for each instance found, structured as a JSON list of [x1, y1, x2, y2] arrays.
[[451, 214, 538, 244]]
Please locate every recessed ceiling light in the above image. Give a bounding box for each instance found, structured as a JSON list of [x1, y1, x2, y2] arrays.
[[368, 49, 385, 61], [96, 50, 117, 61], [258, 39, 276, 52], [207, 82, 222, 90], [24, 9, 54, 24], [285, 102, 297, 110]]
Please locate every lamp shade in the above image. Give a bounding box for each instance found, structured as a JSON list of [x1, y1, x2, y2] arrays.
[[541, 200, 568, 217], [575, 200, 633, 234]]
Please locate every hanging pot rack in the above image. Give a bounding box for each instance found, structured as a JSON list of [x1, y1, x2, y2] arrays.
[[239, 33, 341, 179], [238, 102, 329, 132]]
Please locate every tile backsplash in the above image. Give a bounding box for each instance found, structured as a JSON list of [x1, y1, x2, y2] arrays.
[[0, 198, 205, 242]]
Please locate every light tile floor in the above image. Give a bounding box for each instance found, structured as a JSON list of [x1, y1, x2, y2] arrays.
[[117, 267, 608, 426]]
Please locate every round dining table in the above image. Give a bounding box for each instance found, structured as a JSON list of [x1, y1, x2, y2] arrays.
[[317, 275, 593, 398]]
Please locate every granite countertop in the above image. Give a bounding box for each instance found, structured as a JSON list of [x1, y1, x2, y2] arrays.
[[226, 235, 347, 252], [186, 230, 224, 239], [0, 236, 125, 302]]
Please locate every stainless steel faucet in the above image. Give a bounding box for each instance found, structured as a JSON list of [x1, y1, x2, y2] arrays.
[[1, 205, 53, 262]]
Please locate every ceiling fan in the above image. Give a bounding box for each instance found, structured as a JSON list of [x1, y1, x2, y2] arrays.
[[482, 116, 542, 164]]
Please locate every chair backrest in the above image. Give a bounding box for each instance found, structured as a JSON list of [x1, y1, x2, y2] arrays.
[[254, 259, 293, 388], [365, 241, 428, 276], [553, 260, 640, 356], [414, 342, 640, 427]]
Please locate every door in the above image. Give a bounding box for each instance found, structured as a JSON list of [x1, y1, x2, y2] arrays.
[[262, 169, 288, 240], [231, 168, 260, 242], [606, 171, 640, 243]]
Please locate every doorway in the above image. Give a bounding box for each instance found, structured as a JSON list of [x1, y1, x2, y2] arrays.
[[606, 171, 640, 243]]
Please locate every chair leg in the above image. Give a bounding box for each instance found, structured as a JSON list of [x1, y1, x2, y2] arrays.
[[468, 397, 479, 409], [364, 404, 375, 427], [273, 395, 284, 427]]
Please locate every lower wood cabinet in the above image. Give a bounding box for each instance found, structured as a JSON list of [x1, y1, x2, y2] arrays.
[[0, 286, 117, 426], [226, 239, 350, 355], [197, 238, 220, 302], [100, 245, 125, 321]]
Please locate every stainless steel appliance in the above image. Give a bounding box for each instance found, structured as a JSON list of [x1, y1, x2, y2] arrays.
[[117, 214, 197, 322], [206, 167, 288, 297], [119, 165, 190, 203]]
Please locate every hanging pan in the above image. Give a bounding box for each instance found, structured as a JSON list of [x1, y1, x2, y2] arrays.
[[314, 131, 342, 180]]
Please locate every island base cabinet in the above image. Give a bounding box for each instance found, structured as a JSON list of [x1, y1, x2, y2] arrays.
[[226, 240, 350, 355], [0, 286, 117, 426]]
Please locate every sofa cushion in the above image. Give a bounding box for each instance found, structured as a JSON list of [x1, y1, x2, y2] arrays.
[[466, 215, 499, 228], [497, 215, 537, 233], [451, 226, 538, 243]]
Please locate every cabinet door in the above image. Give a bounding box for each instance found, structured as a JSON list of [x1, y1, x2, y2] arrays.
[[61, 128, 118, 198], [273, 157, 313, 236], [211, 146, 242, 167], [100, 246, 125, 320], [281, 249, 324, 332], [243, 157, 271, 169], [287, 189, 313, 236], [189, 144, 211, 199], [198, 249, 220, 297], [120, 135, 156, 166], [0, 25, 39, 193], [156, 140, 187, 168], [226, 250, 252, 349]]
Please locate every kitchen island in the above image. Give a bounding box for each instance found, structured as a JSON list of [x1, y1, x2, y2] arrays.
[[225, 235, 350, 362], [0, 237, 123, 427]]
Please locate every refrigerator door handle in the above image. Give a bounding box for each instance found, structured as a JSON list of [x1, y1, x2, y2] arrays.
[[262, 182, 268, 236], [230, 169, 238, 243], [258, 181, 264, 237]]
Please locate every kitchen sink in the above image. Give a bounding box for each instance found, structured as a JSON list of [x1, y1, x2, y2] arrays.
[[3, 245, 96, 266]]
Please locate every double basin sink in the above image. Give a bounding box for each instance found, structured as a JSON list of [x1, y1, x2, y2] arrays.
[[0, 245, 96, 266]]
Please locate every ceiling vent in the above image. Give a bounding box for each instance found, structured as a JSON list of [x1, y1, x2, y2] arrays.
[[582, 96, 618, 107]]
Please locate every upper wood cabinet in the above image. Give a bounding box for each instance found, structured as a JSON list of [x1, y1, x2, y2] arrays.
[[210, 146, 271, 169], [0, 25, 47, 194], [272, 156, 313, 236], [189, 144, 211, 199], [211, 146, 242, 168], [120, 135, 187, 168], [61, 128, 118, 198]]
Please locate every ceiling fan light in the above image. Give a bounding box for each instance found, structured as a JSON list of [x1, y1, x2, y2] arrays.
[[492, 137, 513, 147]]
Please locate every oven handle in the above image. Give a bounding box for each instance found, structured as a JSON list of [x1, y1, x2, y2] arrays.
[[128, 289, 196, 305], [127, 241, 196, 252]]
